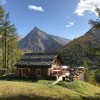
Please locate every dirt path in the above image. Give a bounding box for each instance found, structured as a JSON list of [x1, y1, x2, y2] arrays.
[[52, 75, 62, 85]]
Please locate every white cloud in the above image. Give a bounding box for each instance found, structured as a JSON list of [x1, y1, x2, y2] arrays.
[[28, 5, 44, 12], [0, 0, 6, 5], [75, 0, 100, 16], [65, 22, 74, 28]]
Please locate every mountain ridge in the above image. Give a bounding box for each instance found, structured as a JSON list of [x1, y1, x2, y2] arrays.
[[19, 27, 70, 53]]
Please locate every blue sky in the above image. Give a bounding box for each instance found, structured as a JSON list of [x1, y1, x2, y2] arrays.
[[0, 0, 99, 39]]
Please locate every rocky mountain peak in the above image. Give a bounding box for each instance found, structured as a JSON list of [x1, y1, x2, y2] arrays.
[[19, 27, 70, 53], [33, 27, 41, 32], [28, 27, 47, 38]]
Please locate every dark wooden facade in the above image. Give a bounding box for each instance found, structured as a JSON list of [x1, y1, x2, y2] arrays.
[[15, 53, 63, 79]]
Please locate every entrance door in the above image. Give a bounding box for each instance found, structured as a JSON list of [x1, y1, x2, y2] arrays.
[[36, 69, 41, 76]]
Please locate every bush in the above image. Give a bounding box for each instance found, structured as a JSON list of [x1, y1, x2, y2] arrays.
[[47, 76, 57, 80]]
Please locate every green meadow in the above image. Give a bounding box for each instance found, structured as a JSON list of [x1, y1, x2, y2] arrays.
[[0, 80, 100, 100]]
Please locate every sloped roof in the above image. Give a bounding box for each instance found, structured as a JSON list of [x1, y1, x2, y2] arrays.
[[15, 53, 57, 67]]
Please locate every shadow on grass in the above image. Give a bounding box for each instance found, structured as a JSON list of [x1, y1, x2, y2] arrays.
[[1, 95, 100, 100], [82, 93, 100, 100], [0, 94, 63, 100], [0, 74, 38, 82], [81, 96, 100, 100]]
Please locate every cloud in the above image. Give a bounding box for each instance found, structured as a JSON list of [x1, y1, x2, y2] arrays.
[[75, 0, 100, 16], [28, 5, 44, 12], [0, 0, 6, 5], [65, 22, 74, 28]]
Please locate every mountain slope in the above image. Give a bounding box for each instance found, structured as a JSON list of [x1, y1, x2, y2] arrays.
[[19, 27, 70, 53], [50, 35, 70, 45], [60, 28, 100, 68]]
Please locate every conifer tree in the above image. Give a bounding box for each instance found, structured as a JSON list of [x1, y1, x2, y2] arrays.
[[89, 8, 100, 28], [0, 6, 23, 73], [84, 61, 96, 84], [0, 6, 4, 68]]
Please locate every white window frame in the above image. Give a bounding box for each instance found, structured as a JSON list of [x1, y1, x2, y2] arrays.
[[22, 68, 26, 75], [18, 68, 26, 76]]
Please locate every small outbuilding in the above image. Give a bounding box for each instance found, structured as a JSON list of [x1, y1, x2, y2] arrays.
[[0, 68, 8, 76]]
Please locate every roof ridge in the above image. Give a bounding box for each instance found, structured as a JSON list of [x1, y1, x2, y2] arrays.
[[24, 53, 58, 55]]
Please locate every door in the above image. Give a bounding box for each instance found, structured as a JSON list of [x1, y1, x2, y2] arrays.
[[36, 69, 41, 76]]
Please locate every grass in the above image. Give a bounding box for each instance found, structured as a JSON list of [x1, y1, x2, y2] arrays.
[[0, 77, 100, 100], [36, 80, 54, 84], [57, 80, 100, 99], [0, 81, 82, 100]]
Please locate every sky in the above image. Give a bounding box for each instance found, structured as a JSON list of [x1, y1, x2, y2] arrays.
[[0, 0, 100, 40]]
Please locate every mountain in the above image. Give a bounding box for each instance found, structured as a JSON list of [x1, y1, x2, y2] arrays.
[[50, 35, 70, 46], [60, 28, 100, 68], [19, 27, 70, 53]]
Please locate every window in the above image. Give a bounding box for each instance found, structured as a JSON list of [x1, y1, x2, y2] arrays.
[[22, 68, 26, 75], [36, 69, 41, 76]]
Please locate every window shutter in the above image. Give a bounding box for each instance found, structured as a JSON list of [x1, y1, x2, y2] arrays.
[[26, 68, 30, 76]]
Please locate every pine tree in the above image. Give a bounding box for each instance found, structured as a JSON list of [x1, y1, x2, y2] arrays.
[[2, 13, 22, 72], [0, 6, 4, 21], [84, 61, 96, 84], [89, 8, 100, 28], [0, 6, 4, 68], [0, 6, 23, 73]]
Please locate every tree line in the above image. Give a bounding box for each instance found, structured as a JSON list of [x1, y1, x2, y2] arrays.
[[0, 6, 23, 73]]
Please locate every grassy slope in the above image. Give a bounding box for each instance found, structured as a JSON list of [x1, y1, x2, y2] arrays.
[[57, 80, 100, 100], [0, 80, 100, 100], [0, 81, 81, 100]]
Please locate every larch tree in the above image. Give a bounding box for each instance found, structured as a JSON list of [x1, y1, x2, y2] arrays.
[[0, 6, 4, 68], [0, 6, 23, 73]]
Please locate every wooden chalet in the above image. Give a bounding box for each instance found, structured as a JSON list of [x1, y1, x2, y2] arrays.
[[15, 53, 64, 79], [15, 53, 85, 81]]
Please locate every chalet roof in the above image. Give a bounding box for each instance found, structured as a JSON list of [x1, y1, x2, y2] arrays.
[[15, 53, 57, 68]]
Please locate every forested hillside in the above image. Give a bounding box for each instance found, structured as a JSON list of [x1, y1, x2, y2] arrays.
[[60, 27, 100, 69]]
